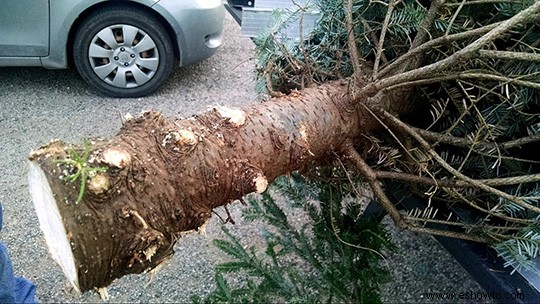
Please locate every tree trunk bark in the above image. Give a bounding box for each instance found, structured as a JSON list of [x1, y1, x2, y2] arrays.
[[28, 79, 378, 293]]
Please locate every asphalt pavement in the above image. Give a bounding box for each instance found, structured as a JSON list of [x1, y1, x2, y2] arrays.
[[0, 13, 488, 303]]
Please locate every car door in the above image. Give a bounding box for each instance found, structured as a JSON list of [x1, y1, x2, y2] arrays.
[[0, 0, 49, 57]]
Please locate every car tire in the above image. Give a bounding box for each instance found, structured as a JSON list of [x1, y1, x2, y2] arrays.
[[73, 7, 174, 98]]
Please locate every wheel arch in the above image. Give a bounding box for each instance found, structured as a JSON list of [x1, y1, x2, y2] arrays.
[[64, 0, 181, 69]]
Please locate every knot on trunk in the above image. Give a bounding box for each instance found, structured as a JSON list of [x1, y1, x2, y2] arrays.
[[213, 106, 246, 127], [101, 147, 131, 169], [162, 129, 198, 154]]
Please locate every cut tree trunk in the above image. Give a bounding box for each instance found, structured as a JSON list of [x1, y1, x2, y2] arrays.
[[28, 79, 379, 293]]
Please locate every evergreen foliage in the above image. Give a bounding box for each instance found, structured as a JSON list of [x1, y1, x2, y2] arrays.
[[194, 172, 393, 303], [252, 1, 539, 272]]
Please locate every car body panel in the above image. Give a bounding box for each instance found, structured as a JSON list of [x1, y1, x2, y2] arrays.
[[0, 0, 49, 57], [44, 0, 160, 68], [0, 0, 224, 69], [153, 0, 224, 66]]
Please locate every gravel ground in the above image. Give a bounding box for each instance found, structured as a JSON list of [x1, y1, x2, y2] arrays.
[[0, 13, 489, 303]]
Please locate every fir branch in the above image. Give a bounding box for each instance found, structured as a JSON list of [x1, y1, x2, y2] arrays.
[[375, 170, 540, 188], [445, 0, 466, 36], [327, 186, 386, 259], [412, 127, 540, 156], [264, 61, 284, 98], [395, 0, 446, 76], [342, 141, 493, 243], [404, 215, 522, 232], [411, 127, 540, 164], [360, 17, 388, 65], [404, 215, 474, 229], [479, 50, 540, 62], [378, 21, 504, 78], [203, 178, 395, 303], [459, 72, 540, 89], [381, 71, 540, 92], [502, 134, 540, 149], [410, 0, 445, 50], [445, 189, 535, 224], [345, 0, 368, 78], [374, 2, 540, 88], [293, 0, 314, 89], [445, 0, 526, 7], [342, 141, 406, 228], [376, 108, 540, 214], [372, 0, 401, 78]]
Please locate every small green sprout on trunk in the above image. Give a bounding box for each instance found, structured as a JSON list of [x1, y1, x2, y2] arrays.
[[57, 139, 108, 204]]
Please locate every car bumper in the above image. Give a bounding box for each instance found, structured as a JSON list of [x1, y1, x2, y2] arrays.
[[154, 0, 225, 66]]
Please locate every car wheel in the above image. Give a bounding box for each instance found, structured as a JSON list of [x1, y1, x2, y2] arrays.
[[73, 7, 174, 98]]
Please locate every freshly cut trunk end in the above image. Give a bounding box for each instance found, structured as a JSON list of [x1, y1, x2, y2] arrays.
[[28, 161, 80, 293]]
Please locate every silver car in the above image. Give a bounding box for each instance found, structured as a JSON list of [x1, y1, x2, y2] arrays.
[[0, 0, 225, 97]]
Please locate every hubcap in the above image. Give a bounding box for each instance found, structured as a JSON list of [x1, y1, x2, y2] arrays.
[[88, 24, 159, 89]]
